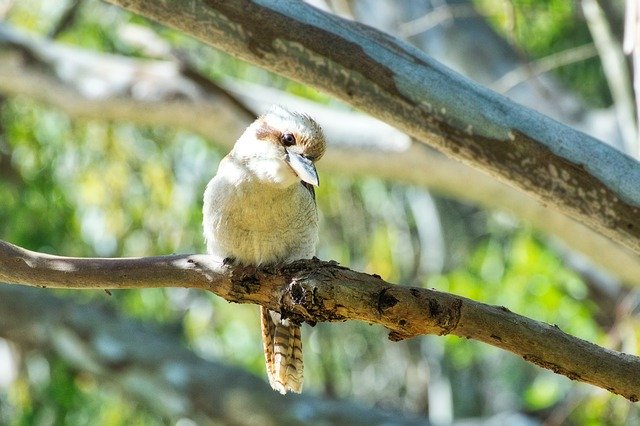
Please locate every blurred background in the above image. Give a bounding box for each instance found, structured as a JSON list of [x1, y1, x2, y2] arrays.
[[0, 0, 639, 424]]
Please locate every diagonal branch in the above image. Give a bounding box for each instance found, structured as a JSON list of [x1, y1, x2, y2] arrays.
[[1, 239, 638, 401], [102, 0, 640, 254]]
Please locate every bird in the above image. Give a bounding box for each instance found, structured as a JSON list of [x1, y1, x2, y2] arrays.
[[202, 105, 326, 394]]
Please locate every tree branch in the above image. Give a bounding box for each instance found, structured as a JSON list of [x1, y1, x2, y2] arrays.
[[102, 0, 640, 254], [0, 22, 639, 285], [1, 239, 638, 401], [582, 0, 638, 154]]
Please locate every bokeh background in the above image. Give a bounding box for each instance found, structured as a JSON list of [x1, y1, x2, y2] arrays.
[[0, 0, 638, 424]]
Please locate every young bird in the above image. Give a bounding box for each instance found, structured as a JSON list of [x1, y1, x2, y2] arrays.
[[202, 105, 326, 394]]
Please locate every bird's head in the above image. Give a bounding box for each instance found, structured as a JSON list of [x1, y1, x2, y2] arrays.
[[232, 105, 326, 188]]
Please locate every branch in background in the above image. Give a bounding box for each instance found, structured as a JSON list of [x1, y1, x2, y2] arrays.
[[0, 149, 19, 185], [623, 0, 640, 157], [397, 3, 479, 37], [0, 286, 422, 425], [0, 96, 22, 187], [1, 239, 638, 401], [103, 0, 640, 255], [582, 0, 638, 155], [491, 44, 599, 94], [172, 50, 258, 120], [0, 23, 638, 286]]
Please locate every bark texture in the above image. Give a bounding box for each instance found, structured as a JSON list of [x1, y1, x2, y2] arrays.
[[1, 240, 638, 401], [102, 0, 640, 253]]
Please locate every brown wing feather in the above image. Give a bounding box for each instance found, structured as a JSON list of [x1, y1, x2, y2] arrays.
[[261, 306, 277, 385]]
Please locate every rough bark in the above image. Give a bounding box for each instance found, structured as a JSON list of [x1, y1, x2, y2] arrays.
[[1, 23, 639, 285], [101, 0, 640, 254], [1, 240, 638, 401], [0, 286, 423, 425]]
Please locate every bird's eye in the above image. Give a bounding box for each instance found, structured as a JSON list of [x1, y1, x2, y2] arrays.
[[281, 133, 296, 146]]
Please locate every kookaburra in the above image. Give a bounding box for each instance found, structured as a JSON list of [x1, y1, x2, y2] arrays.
[[202, 105, 326, 394]]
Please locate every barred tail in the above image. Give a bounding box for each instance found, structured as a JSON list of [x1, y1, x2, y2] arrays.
[[260, 307, 303, 394]]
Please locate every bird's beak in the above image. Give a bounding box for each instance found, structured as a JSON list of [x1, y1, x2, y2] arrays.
[[286, 149, 319, 186]]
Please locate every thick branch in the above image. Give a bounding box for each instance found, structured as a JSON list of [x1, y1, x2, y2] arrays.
[[1, 240, 638, 401], [0, 23, 639, 285], [102, 0, 640, 253]]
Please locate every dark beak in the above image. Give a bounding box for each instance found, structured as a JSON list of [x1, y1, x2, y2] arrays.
[[286, 149, 319, 186]]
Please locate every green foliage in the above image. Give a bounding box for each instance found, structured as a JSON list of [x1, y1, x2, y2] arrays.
[[432, 230, 601, 414], [435, 231, 599, 340], [1, 95, 633, 422], [474, 0, 612, 106], [4, 356, 164, 426], [0, 0, 637, 424], [0, 101, 83, 255]]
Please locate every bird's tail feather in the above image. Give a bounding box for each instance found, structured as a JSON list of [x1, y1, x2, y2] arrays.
[[261, 307, 303, 394]]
